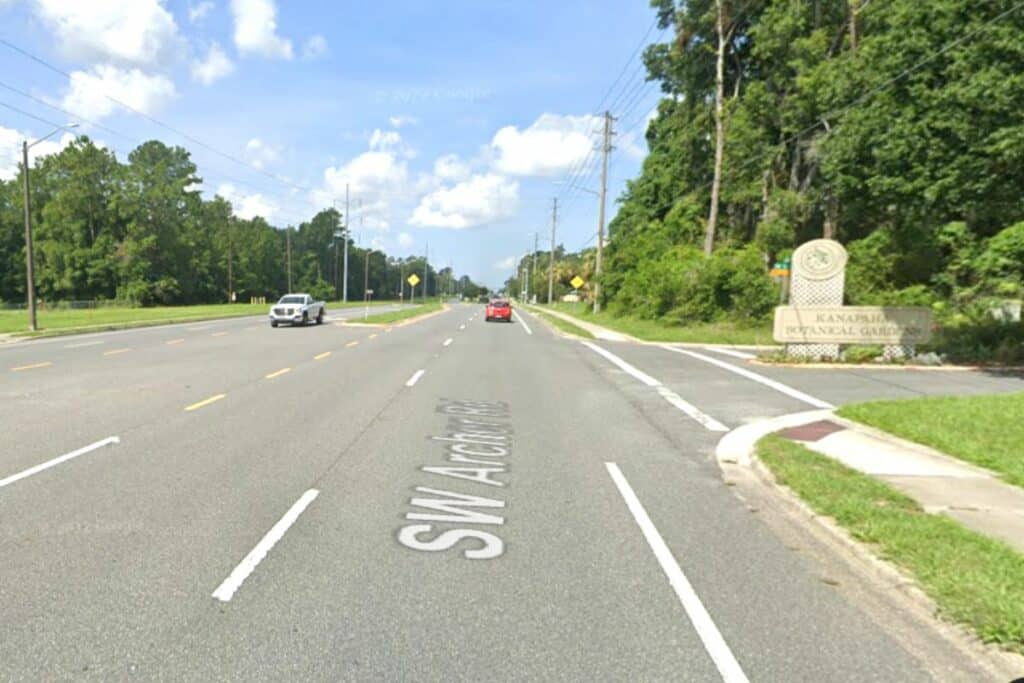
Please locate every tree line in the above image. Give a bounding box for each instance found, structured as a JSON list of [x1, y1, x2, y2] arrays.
[[533, 0, 1023, 360], [0, 137, 485, 307]]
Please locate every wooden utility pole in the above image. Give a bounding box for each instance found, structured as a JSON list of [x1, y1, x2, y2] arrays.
[[706, 0, 728, 256], [593, 110, 613, 313], [547, 197, 558, 305], [286, 228, 292, 291]]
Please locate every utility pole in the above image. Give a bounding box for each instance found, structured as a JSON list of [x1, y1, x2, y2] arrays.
[[594, 110, 614, 313], [548, 197, 558, 305], [227, 220, 233, 303], [22, 142, 36, 331], [531, 233, 539, 304], [343, 183, 350, 302], [423, 243, 429, 303], [286, 228, 292, 291], [363, 249, 370, 319]]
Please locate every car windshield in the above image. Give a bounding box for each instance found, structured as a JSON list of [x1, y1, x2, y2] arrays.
[[278, 296, 305, 304]]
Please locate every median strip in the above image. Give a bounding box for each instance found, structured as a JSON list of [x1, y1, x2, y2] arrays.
[[212, 489, 320, 602], [265, 368, 291, 379], [10, 361, 53, 372], [185, 394, 226, 412]]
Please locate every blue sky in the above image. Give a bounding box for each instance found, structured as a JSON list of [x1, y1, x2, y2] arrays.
[[0, 0, 664, 286]]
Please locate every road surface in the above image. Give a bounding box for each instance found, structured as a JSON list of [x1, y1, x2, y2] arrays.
[[2, 303, 1021, 680]]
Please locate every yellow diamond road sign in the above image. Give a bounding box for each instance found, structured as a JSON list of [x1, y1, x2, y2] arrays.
[[407, 274, 420, 287], [570, 275, 585, 289]]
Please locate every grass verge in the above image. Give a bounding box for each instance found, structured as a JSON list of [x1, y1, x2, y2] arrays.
[[758, 435, 1024, 652], [837, 392, 1024, 488], [544, 302, 772, 345], [0, 300, 400, 337], [526, 308, 594, 339], [359, 301, 443, 325]]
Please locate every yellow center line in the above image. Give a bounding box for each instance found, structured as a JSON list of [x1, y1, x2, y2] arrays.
[[265, 367, 291, 379], [103, 348, 132, 356], [385, 327, 393, 333], [368, 333, 378, 340], [346, 341, 359, 348], [185, 394, 226, 412], [166, 339, 185, 345], [211, 331, 228, 337], [10, 361, 52, 372], [314, 351, 332, 360]]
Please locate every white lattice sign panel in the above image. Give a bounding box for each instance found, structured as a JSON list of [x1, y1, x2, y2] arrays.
[[787, 239, 847, 360]]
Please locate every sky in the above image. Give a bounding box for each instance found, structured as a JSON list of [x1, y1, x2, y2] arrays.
[[0, 0, 664, 287]]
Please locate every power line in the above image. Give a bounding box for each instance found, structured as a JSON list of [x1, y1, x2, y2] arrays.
[[0, 38, 316, 197]]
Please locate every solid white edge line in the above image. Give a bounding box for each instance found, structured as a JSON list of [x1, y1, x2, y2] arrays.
[[605, 463, 750, 683], [212, 489, 320, 602], [512, 310, 533, 335], [581, 341, 660, 387], [443, 338, 453, 347], [661, 346, 834, 409], [0, 437, 120, 488], [405, 369, 425, 387], [656, 387, 729, 432], [705, 347, 756, 360]]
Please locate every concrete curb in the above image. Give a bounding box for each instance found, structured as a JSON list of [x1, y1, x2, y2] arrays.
[[714, 412, 1024, 676]]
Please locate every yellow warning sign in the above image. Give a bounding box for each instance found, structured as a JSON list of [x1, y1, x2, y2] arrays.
[[407, 274, 421, 287], [570, 275, 585, 289]]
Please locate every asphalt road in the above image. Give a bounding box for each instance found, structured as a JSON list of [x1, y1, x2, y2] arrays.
[[2, 303, 1022, 681]]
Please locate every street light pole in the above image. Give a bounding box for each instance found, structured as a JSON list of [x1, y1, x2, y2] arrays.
[[21, 123, 77, 331]]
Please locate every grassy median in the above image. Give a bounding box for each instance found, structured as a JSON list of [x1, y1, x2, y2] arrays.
[[0, 299, 398, 337], [359, 301, 443, 325], [544, 302, 771, 345], [758, 435, 1024, 652], [838, 392, 1024, 488]]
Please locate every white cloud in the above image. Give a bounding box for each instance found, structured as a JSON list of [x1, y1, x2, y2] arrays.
[[191, 43, 234, 85], [230, 0, 293, 59], [62, 65, 176, 120], [490, 113, 598, 177], [33, 0, 181, 67], [493, 256, 517, 270], [0, 126, 77, 180], [302, 34, 328, 60], [410, 173, 519, 230], [433, 153, 470, 182], [397, 231, 414, 248], [369, 129, 401, 151], [188, 0, 214, 23], [388, 115, 418, 128], [244, 137, 281, 169], [217, 182, 278, 220]]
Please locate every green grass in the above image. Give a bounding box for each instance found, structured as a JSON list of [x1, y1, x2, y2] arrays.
[[838, 392, 1024, 488], [527, 307, 594, 339], [359, 301, 443, 325], [758, 435, 1024, 651], [543, 302, 773, 345], [0, 299, 399, 337]]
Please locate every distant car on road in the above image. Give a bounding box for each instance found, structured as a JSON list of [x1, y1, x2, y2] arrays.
[[485, 299, 512, 323], [269, 294, 325, 327]]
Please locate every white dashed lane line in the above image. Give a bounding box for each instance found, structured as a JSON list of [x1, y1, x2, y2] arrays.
[[405, 369, 425, 387], [0, 437, 120, 489], [606, 463, 749, 683], [443, 338, 453, 347], [212, 489, 320, 602]]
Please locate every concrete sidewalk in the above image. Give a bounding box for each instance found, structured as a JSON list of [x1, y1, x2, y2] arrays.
[[725, 412, 1024, 553], [522, 304, 638, 342]]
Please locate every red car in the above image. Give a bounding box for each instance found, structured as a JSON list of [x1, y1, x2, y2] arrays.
[[485, 299, 512, 322]]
